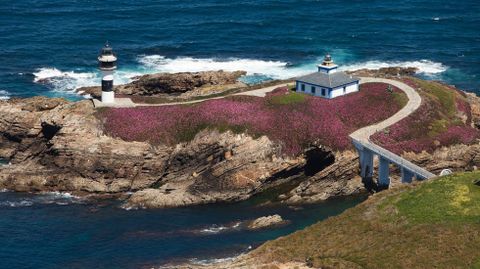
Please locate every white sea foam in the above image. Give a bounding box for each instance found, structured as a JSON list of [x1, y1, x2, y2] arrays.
[[199, 221, 242, 234], [33, 67, 95, 83], [0, 90, 10, 100], [37, 191, 83, 205], [0, 200, 34, 208], [139, 55, 448, 80], [32, 57, 448, 96], [32, 67, 140, 96], [0, 191, 84, 208], [341, 59, 448, 75], [200, 225, 228, 234], [33, 67, 99, 94], [189, 256, 237, 265], [138, 55, 308, 79]]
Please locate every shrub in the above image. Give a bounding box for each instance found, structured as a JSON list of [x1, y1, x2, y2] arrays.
[[100, 83, 405, 156], [372, 78, 480, 154]]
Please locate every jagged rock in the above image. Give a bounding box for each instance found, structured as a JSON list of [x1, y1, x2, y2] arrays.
[[348, 67, 418, 77], [78, 70, 247, 98], [0, 97, 309, 207], [403, 143, 480, 175], [284, 150, 365, 204], [247, 214, 286, 230]]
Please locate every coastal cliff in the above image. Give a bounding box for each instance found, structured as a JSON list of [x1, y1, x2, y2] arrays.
[[0, 96, 347, 208], [2, 71, 480, 211], [77, 70, 247, 100]]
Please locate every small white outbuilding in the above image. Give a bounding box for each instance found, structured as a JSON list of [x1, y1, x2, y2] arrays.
[[295, 54, 360, 99]]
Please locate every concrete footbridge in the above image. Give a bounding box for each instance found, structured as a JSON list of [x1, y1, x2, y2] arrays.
[[350, 77, 436, 187]]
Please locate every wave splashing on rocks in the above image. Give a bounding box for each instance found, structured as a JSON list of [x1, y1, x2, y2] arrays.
[[0, 191, 84, 208]]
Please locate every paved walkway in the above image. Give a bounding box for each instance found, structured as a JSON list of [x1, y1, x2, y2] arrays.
[[92, 98, 136, 108], [351, 77, 436, 179], [351, 77, 422, 141], [91, 77, 435, 178], [92, 82, 292, 108]]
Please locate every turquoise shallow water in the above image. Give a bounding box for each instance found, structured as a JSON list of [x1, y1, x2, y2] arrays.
[[0, 0, 479, 100]]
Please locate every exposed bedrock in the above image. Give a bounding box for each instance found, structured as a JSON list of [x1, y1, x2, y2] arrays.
[[77, 70, 247, 98], [3, 88, 480, 208], [1, 96, 360, 208], [348, 67, 418, 77]]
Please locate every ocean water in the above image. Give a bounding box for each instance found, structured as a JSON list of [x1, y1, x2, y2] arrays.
[[0, 1, 479, 268], [0, 190, 364, 269], [0, 0, 479, 100]]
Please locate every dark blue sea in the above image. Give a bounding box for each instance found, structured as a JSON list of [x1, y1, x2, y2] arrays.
[[0, 0, 479, 101], [0, 1, 479, 268], [0, 188, 364, 269]]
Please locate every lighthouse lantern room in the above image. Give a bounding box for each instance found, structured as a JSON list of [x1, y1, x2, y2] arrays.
[[98, 42, 117, 103]]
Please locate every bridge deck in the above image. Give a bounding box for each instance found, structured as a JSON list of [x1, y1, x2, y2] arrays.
[[350, 77, 436, 181], [352, 138, 436, 179]]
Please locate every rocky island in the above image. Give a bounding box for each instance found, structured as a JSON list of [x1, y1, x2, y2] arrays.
[[2, 67, 480, 267], [2, 68, 480, 210]]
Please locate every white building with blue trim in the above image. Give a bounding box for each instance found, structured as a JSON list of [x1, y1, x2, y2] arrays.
[[295, 54, 360, 99]]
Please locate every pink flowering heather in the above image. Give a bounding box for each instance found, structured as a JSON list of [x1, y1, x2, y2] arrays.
[[456, 97, 472, 124], [371, 78, 479, 154], [100, 83, 405, 156]]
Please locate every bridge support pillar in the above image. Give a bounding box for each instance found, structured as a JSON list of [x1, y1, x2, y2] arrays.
[[401, 167, 414, 183], [360, 149, 374, 178], [378, 156, 390, 187]]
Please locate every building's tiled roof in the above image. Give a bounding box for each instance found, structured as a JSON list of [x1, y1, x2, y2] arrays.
[[295, 71, 359, 88]]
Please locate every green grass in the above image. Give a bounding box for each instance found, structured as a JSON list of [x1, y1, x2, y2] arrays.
[[427, 119, 449, 137], [252, 172, 480, 268], [392, 91, 409, 108], [175, 122, 250, 143], [416, 79, 457, 116], [392, 172, 480, 224], [473, 258, 480, 269], [268, 91, 306, 106]]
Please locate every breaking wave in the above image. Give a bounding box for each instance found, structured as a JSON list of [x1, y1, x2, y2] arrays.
[[0, 191, 84, 208], [199, 222, 242, 234], [32, 57, 448, 96], [33, 67, 98, 94], [0, 200, 34, 208], [189, 256, 238, 265], [138, 55, 448, 81], [341, 59, 448, 75], [0, 90, 10, 100], [137, 55, 305, 79], [32, 67, 142, 95]]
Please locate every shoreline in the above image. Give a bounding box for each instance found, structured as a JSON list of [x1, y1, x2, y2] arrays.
[[1, 69, 480, 209], [0, 188, 366, 268]]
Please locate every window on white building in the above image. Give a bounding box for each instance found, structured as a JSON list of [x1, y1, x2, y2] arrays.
[[311, 86, 316, 94], [321, 88, 326, 96], [301, 84, 305, 91]]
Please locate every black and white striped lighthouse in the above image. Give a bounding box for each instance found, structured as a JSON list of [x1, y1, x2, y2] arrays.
[[98, 42, 117, 103]]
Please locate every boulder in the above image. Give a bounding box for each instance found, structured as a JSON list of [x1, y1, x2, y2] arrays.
[[78, 70, 247, 98], [247, 214, 286, 230]]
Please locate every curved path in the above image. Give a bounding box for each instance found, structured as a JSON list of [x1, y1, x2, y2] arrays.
[[351, 77, 422, 142], [352, 77, 436, 179], [94, 76, 435, 178], [93, 82, 292, 108]]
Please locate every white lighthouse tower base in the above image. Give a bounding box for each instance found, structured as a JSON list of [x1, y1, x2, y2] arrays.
[[101, 91, 115, 103]]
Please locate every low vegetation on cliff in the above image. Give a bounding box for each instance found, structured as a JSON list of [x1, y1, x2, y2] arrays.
[[252, 172, 480, 268], [98, 83, 406, 155], [371, 78, 480, 154]]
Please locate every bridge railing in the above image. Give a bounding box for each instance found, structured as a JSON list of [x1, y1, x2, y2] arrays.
[[351, 137, 436, 180]]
